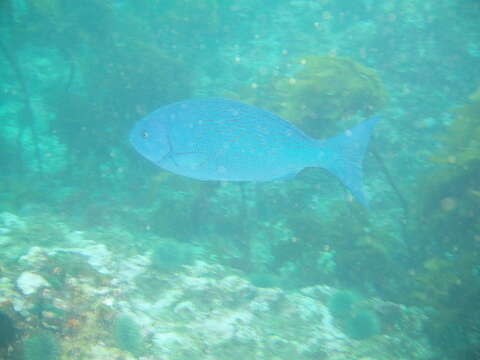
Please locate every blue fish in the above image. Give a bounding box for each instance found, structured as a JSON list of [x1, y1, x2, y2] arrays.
[[130, 98, 378, 205]]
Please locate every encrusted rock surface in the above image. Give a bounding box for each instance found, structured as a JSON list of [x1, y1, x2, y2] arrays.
[[0, 213, 433, 360], [16, 271, 50, 296]]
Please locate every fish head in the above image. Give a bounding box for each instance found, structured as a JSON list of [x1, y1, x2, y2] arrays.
[[129, 114, 170, 165]]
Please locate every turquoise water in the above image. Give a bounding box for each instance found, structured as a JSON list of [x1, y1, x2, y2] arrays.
[[0, 1, 479, 359]]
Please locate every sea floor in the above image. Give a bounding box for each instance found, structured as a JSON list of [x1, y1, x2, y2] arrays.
[[0, 211, 434, 360]]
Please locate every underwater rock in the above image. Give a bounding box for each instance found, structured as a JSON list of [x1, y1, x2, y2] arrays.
[[179, 275, 216, 296], [248, 287, 284, 314], [173, 300, 197, 320], [300, 285, 333, 303], [0, 214, 434, 360], [0, 234, 12, 247], [299, 336, 328, 359], [217, 275, 257, 305], [149, 289, 184, 316], [267, 335, 297, 357], [152, 331, 191, 355], [86, 344, 136, 360], [124, 260, 433, 359], [9, 290, 30, 317], [71, 243, 113, 275], [64, 231, 86, 243], [0, 212, 26, 231], [113, 254, 151, 293], [18, 247, 49, 268], [16, 271, 50, 296], [184, 260, 225, 279]]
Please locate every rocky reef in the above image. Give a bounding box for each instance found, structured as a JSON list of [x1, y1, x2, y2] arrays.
[[0, 212, 433, 360]]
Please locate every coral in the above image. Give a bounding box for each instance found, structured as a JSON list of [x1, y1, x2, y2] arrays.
[[328, 290, 357, 318], [150, 239, 194, 271], [22, 331, 59, 360], [0, 311, 15, 349], [113, 314, 143, 356], [345, 310, 380, 340]]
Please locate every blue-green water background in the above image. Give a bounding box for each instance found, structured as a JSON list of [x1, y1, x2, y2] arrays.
[[1, 0, 479, 359]]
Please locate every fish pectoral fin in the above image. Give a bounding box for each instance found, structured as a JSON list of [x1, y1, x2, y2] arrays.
[[172, 152, 209, 169]]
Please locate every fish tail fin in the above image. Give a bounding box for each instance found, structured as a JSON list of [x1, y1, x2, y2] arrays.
[[318, 116, 379, 206]]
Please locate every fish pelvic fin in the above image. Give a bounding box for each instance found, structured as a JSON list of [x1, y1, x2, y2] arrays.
[[318, 116, 379, 206]]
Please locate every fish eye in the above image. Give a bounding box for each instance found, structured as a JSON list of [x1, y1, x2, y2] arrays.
[[142, 131, 149, 139]]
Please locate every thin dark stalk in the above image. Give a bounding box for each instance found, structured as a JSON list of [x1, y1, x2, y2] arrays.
[[370, 142, 411, 255], [59, 47, 75, 93], [0, 40, 43, 174], [371, 145, 409, 216]]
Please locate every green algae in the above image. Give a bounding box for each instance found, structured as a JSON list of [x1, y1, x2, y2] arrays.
[[328, 290, 358, 318], [22, 331, 60, 360], [113, 314, 144, 357], [150, 239, 195, 272], [345, 310, 380, 340]]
